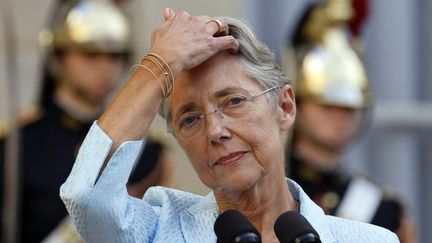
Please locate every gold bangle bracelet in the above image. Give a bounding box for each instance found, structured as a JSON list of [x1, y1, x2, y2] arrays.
[[147, 53, 174, 85], [146, 52, 174, 93], [130, 63, 167, 98], [142, 56, 172, 95]]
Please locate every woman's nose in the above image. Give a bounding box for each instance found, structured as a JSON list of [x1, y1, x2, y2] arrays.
[[204, 110, 231, 144]]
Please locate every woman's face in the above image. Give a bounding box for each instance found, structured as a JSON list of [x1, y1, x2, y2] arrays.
[[169, 52, 295, 194], [59, 50, 126, 105]]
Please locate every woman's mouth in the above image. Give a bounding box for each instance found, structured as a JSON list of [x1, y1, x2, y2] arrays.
[[215, 151, 247, 166]]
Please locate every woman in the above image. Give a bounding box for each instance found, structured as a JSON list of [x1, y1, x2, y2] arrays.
[[61, 8, 398, 242]]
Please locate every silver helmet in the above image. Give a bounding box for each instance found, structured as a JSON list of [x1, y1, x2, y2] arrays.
[[39, 0, 131, 54]]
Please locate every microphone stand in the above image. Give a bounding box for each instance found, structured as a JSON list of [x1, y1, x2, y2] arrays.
[[1, 0, 22, 242]]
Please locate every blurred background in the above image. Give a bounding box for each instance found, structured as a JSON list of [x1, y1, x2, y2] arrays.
[[0, 0, 430, 242]]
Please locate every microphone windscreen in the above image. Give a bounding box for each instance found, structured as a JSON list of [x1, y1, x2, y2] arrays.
[[214, 209, 260, 243], [274, 211, 320, 243]]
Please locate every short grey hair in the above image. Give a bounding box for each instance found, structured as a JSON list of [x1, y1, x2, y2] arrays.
[[159, 16, 292, 122]]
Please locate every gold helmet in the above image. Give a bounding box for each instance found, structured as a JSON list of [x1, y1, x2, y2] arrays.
[[39, 0, 131, 54], [292, 0, 372, 109]]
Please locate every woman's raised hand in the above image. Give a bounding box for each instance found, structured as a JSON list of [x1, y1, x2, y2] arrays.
[[148, 8, 239, 78]]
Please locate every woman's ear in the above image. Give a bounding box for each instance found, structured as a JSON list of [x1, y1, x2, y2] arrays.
[[277, 84, 296, 131]]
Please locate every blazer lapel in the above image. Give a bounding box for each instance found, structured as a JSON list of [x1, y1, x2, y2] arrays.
[[180, 193, 219, 243]]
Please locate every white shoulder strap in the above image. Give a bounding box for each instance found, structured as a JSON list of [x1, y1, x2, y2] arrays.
[[335, 176, 383, 223]]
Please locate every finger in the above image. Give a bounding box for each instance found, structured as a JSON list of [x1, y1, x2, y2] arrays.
[[164, 7, 175, 21], [213, 35, 239, 54], [175, 10, 191, 19], [206, 19, 228, 36], [216, 19, 229, 36]]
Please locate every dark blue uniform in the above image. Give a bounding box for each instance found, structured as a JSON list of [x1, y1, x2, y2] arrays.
[[288, 155, 402, 232]]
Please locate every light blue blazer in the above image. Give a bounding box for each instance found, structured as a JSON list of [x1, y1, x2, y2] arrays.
[[60, 122, 399, 243]]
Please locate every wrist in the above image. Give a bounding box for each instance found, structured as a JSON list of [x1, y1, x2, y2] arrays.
[[135, 52, 174, 98]]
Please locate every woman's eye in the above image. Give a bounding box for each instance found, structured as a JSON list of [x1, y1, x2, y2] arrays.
[[179, 114, 200, 127], [227, 96, 247, 106]]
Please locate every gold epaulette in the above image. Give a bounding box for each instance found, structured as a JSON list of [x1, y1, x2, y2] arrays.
[[0, 106, 43, 139], [0, 119, 11, 139], [16, 105, 43, 127]]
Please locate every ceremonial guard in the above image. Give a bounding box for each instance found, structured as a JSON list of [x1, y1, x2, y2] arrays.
[[284, 0, 417, 242], [1, 1, 172, 242]]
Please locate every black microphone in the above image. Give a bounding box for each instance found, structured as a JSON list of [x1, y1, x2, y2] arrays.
[[214, 209, 262, 243], [274, 211, 321, 243]]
